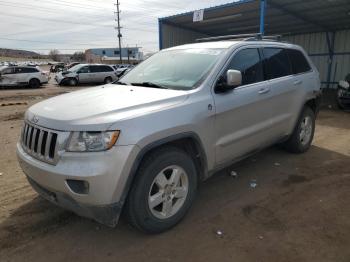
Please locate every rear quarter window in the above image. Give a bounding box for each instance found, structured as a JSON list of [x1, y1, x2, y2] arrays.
[[90, 65, 113, 73], [262, 48, 292, 80], [288, 49, 311, 74], [100, 66, 114, 72]]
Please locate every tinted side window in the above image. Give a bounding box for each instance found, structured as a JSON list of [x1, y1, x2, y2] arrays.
[[78, 66, 90, 73], [288, 49, 311, 74], [262, 48, 292, 79], [227, 48, 263, 85], [20, 67, 39, 73]]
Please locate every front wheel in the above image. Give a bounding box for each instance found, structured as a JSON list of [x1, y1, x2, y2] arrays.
[[67, 78, 78, 86], [283, 106, 315, 153], [125, 147, 198, 233]]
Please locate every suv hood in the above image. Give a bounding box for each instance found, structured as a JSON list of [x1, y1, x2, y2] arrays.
[[26, 84, 189, 131]]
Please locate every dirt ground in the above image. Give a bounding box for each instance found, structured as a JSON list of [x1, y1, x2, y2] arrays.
[[0, 78, 349, 262]]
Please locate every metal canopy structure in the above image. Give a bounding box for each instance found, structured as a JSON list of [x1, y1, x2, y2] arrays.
[[158, 0, 350, 89], [159, 0, 350, 44]]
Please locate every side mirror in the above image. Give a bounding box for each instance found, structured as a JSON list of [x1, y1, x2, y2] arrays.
[[215, 69, 242, 93]]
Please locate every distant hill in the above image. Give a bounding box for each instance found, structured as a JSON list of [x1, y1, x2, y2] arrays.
[[0, 48, 42, 59]]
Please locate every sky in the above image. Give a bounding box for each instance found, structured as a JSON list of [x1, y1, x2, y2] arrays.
[[0, 0, 236, 55]]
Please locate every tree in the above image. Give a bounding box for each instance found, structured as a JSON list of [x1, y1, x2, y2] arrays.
[[71, 51, 85, 62], [49, 49, 60, 62]]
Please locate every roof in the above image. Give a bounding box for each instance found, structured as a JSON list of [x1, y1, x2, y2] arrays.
[[160, 0, 350, 36], [165, 39, 300, 51]]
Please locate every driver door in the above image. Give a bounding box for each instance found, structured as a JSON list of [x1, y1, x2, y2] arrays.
[[77, 66, 91, 83], [0, 67, 16, 86], [213, 47, 275, 165]]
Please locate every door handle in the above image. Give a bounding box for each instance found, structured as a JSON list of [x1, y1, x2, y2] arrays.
[[294, 80, 302, 85], [258, 87, 270, 94]]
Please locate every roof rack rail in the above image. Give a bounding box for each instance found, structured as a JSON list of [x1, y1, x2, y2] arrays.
[[196, 33, 262, 42], [196, 33, 283, 42]]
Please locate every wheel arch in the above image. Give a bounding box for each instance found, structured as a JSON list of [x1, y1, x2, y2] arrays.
[[119, 132, 208, 208]]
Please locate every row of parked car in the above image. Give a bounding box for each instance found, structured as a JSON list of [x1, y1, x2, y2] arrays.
[[54, 63, 134, 86], [0, 61, 49, 67], [0, 62, 135, 88]]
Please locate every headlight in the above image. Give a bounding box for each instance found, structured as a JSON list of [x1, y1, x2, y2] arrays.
[[67, 131, 120, 152]]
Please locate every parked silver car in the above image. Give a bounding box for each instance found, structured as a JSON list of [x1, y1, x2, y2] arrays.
[[17, 38, 321, 233], [0, 66, 48, 88], [55, 64, 117, 86]]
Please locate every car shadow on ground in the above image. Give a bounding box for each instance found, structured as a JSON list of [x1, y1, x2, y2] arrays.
[[1, 142, 349, 262]]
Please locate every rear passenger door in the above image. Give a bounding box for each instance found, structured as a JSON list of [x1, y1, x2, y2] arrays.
[[89, 65, 103, 83], [263, 47, 311, 137], [261, 47, 310, 138], [213, 47, 276, 165], [14, 67, 28, 84]]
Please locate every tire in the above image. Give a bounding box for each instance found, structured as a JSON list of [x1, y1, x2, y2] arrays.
[[124, 147, 198, 233], [67, 78, 78, 86], [336, 88, 345, 110], [283, 106, 315, 153], [104, 77, 113, 84], [28, 78, 40, 89]]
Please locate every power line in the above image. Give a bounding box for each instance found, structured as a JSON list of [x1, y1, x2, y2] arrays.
[[0, 1, 113, 19], [0, 12, 156, 32]]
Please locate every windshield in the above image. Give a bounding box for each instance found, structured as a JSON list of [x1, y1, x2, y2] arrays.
[[118, 48, 224, 90], [68, 64, 85, 73]]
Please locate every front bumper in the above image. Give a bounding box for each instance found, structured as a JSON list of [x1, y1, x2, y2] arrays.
[[17, 142, 140, 226]]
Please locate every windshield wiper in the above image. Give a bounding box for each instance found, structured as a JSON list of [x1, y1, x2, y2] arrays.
[[130, 82, 168, 89]]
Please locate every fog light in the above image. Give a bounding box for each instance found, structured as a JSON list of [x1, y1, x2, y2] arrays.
[[66, 179, 89, 194]]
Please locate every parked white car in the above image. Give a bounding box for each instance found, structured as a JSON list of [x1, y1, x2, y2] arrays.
[[0, 66, 48, 88], [55, 64, 118, 86]]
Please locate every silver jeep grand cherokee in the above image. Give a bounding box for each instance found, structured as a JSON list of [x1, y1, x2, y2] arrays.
[[17, 38, 321, 233]]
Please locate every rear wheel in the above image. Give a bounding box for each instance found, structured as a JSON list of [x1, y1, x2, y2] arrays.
[[336, 88, 345, 109], [104, 77, 113, 84], [125, 147, 198, 233], [28, 78, 40, 89], [283, 106, 315, 153]]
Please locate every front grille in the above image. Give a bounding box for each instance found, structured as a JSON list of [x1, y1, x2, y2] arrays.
[[21, 122, 59, 164]]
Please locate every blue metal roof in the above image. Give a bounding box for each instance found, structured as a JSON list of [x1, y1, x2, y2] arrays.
[[159, 0, 350, 36], [159, 0, 255, 21]]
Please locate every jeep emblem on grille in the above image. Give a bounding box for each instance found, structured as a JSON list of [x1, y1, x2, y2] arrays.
[[32, 115, 39, 124]]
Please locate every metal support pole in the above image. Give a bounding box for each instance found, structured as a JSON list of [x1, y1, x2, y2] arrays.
[[259, 0, 266, 36], [326, 31, 336, 89], [158, 19, 163, 50]]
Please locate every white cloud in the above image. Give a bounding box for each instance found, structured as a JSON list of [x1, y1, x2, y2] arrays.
[[0, 0, 234, 54]]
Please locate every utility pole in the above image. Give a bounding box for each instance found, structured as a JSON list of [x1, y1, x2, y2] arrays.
[[114, 0, 122, 63]]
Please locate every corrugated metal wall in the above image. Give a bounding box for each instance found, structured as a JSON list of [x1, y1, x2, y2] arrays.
[[284, 29, 350, 89], [160, 23, 208, 49]]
